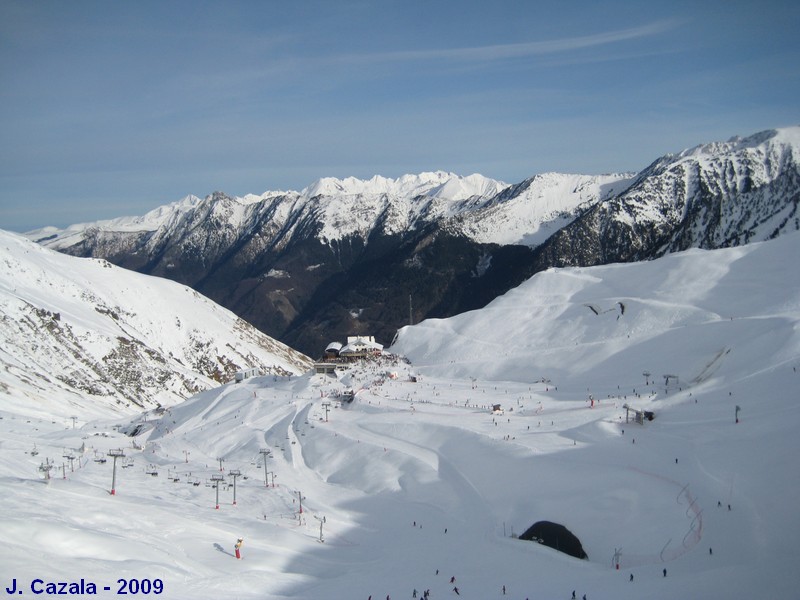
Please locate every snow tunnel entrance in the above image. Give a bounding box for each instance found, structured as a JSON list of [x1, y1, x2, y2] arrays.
[[519, 521, 588, 560]]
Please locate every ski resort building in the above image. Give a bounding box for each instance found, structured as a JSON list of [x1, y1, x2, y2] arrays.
[[321, 335, 383, 361], [316, 335, 384, 373], [313, 362, 338, 375], [234, 367, 259, 382], [339, 335, 383, 359], [324, 341, 343, 359]]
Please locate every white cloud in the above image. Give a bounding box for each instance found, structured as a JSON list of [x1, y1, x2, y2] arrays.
[[331, 20, 679, 65]]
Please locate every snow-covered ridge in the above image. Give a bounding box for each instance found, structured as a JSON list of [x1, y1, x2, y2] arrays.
[[25, 172, 510, 248], [28, 195, 206, 249], [454, 172, 634, 246], [677, 126, 800, 161], [23, 169, 627, 250], [300, 171, 508, 201], [0, 229, 313, 418], [27, 125, 800, 253], [595, 125, 800, 257], [636, 126, 800, 181]]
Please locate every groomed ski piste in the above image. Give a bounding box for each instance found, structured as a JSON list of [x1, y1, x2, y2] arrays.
[[2, 232, 800, 599]]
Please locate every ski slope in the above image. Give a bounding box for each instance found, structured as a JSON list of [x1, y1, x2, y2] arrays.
[[2, 233, 800, 599]]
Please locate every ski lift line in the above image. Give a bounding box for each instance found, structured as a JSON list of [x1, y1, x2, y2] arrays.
[[107, 448, 126, 496]]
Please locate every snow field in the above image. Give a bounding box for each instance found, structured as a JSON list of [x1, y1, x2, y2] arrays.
[[2, 233, 800, 599]]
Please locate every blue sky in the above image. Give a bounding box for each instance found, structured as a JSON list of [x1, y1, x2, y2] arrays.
[[1, 0, 798, 231]]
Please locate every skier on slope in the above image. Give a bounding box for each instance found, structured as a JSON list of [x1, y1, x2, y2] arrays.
[[234, 537, 243, 559]]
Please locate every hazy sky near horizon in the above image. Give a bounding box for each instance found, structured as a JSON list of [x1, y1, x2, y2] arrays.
[[1, 0, 798, 231]]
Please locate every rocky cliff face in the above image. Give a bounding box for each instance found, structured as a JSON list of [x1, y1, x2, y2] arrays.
[[28, 128, 800, 357]]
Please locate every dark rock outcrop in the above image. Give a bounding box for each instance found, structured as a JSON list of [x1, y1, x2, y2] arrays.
[[519, 521, 588, 560]]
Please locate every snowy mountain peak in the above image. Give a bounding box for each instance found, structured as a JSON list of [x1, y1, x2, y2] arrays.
[[301, 171, 507, 201], [132, 194, 205, 225], [675, 125, 800, 163]]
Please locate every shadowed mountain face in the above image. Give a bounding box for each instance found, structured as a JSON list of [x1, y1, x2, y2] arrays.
[[187, 230, 538, 357], [29, 128, 800, 357], [34, 209, 541, 357]]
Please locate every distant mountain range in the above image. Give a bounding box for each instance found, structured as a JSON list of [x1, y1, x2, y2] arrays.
[[0, 230, 312, 417], [27, 127, 800, 357]]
